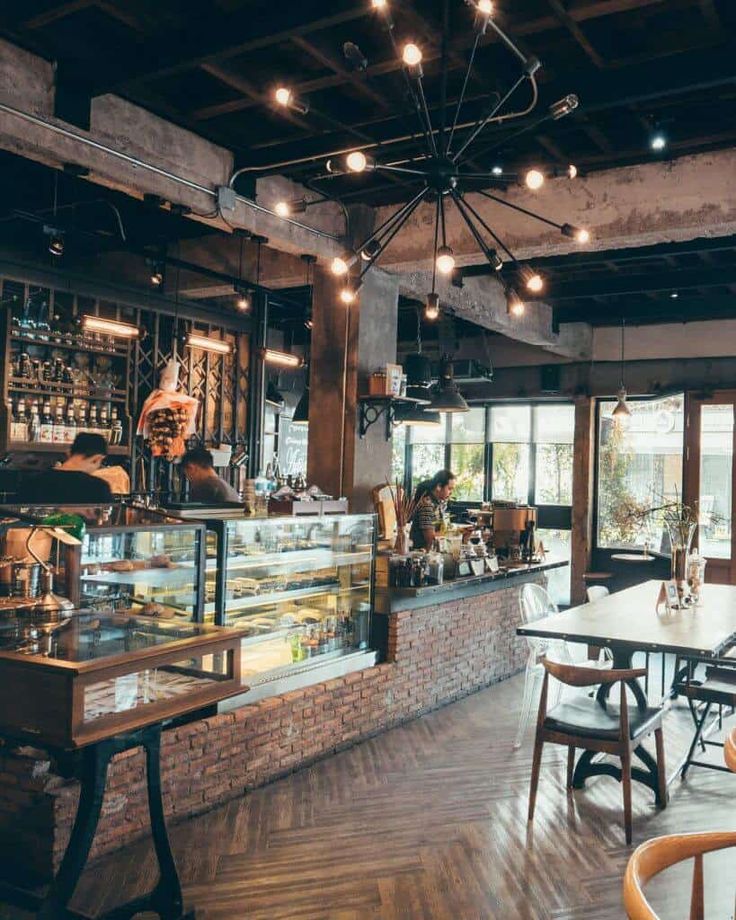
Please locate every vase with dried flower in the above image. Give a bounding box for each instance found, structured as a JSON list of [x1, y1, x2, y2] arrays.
[[622, 489, 705, 606], [387, 481, 420, 556]]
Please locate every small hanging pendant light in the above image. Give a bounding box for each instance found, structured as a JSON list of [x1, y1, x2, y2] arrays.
[[611, 317, 631, 422]]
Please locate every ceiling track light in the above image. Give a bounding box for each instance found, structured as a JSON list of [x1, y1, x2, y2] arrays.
[[650, 130, 667, 152], [262, 348, 303, 368], [186, 332, 232, 355], [81, 315, 140, 339]]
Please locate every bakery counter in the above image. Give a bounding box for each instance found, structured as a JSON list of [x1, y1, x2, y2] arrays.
[[375, 559, 567, 614]]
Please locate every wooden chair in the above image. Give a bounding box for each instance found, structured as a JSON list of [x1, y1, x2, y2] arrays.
[[623, 728, 736, 919], [528, 658, 666, 844]]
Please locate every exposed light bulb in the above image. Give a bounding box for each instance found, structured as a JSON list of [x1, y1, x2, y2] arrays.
[[371, 0, 387, 8], [436, 245, 455, 275], [477, 0, 493, 13], [488, 250, 503, 271], [330, 255, 354, 276], [508, 297, 525, 317], [274, 201, 290, 218], [650, 132, 667, 152], [670, 291, 679, 299], [491, 165, 503, 176], [576, 227, 591, 244], [567, 164, 578, 179], [525, 169, 545, 191], [236, 290, 251, 311], [150, 264, 164, 287], [346, 151, 368, 173], [340, 286, 358, 305], [274, 87, 292, 107], [526, 273, 544, 294], [402, 43, 423, 67], [424, 292, 440, 321]]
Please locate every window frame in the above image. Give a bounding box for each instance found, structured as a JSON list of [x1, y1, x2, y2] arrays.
[[592, 391, 686, 552]]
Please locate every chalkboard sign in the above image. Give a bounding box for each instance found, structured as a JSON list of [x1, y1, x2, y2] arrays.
[[279, 418, 308, 475]]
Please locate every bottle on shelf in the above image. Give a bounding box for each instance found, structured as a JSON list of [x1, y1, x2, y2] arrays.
[[88, 403, 99, 436], [28, 400, 40, 442], [110, 407, 123, 446], [99, 404, 109, 441], [11, 398, 27, 441], [77, 402, 88, 432], [66, 402, 77, 444], [52, 402, 65, 444], [40, 399, 54, 443]]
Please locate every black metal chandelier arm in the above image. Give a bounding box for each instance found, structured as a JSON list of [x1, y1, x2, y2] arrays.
[[431, 193, 441, 294], [446, 29, 482, 158], [357, 188, 429, 281], [452, 73, 530, 164], [359, 186, 430, 254], [469, 106, 557, 165], [375, 164, 430, 177], [456, 192, 519, 265], [415, 76, 440, 159], [384, 27, 436, 163], [450, 189, 495, 264], [439, 193, 448, 248], [486, 16, 538, 71], [474, 189, 565, 232]]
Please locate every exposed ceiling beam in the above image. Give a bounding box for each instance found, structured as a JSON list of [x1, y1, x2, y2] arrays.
[[556, 293, 736, 325], [21, 0, 94, 30], [542, 265, 736, 301], [545, 0, 606, 68]]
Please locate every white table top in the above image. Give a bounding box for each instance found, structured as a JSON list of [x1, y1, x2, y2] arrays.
[[517, 580, 736, 658]]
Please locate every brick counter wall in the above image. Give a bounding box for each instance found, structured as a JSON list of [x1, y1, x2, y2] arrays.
[[0, 575, 543, 884]]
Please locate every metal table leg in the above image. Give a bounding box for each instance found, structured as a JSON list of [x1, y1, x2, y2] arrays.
[[32, 723, 194, 920], [596, 647, 649, 711]]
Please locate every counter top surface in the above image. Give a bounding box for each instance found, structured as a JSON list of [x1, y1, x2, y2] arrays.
[[375, 559, 567, 613]]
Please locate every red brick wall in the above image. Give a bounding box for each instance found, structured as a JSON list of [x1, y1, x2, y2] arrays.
[[0, 578, 539, 883]]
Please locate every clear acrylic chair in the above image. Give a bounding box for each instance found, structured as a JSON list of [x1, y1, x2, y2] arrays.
[[513, 583, 573, 750]]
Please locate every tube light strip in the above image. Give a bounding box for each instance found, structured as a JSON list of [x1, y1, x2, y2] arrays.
[[186, 333, 232, 355], [262, 348, 302, 368], [81, 315, 140, 338]]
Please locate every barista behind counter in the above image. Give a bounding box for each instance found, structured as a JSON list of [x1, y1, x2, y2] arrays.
[[409, 469, 459, 550], [181, 447, 241, 504]]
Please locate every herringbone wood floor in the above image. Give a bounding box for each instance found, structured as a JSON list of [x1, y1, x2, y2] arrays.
[[4, 662, 736, 919]]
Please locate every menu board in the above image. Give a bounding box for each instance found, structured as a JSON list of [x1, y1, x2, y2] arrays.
[[279, 418, 308, 475]]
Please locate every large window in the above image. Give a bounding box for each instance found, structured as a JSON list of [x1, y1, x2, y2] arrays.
[[449, 409, 485, 501], [699, 404, 733, 559], [596, 394, 684, 549], [490, 406, 531, 503]]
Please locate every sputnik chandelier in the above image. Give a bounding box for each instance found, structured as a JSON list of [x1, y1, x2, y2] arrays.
[[270, 0, 591, 317]]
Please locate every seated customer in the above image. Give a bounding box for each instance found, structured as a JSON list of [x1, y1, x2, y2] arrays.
[[181, 447, 240, 504], [409, 468, 457, 550], [19, 432, 113, 504]]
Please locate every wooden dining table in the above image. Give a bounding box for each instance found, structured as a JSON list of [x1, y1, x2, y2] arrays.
[[517, 580, 736, 793]]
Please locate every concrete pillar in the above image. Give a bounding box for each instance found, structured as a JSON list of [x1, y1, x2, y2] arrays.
[[306, 268, 399, 512]]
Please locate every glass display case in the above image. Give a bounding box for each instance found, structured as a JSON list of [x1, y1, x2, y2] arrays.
[[0, 504, 206, 621], [203, 513, 376, 693], [0, 609, 242, 747]]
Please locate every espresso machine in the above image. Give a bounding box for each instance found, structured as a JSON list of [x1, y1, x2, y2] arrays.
[[491, 504, 538, 564]]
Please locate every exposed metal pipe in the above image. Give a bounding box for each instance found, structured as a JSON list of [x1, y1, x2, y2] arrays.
[[0, 100, 341, 244]]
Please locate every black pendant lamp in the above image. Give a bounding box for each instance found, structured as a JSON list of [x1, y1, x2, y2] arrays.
[[292, 383, 309, 425], [611, 317, 631, 423], [265, 380, 285, 409], [403, 306, 433, 404], [394, 402, 441, 428], [429, 355, 470, 413]]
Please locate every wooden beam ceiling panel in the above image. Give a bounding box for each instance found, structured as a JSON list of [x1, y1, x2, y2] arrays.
[[545, 0, 606, 68]]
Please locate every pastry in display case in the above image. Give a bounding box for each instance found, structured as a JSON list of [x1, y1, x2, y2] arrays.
[[0, 504, 206, 622], [201, 513, 376, 692]]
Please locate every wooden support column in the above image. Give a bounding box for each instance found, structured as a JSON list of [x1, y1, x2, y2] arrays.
[[570, 397, 596, 605], [306, 267, 399, 510]]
